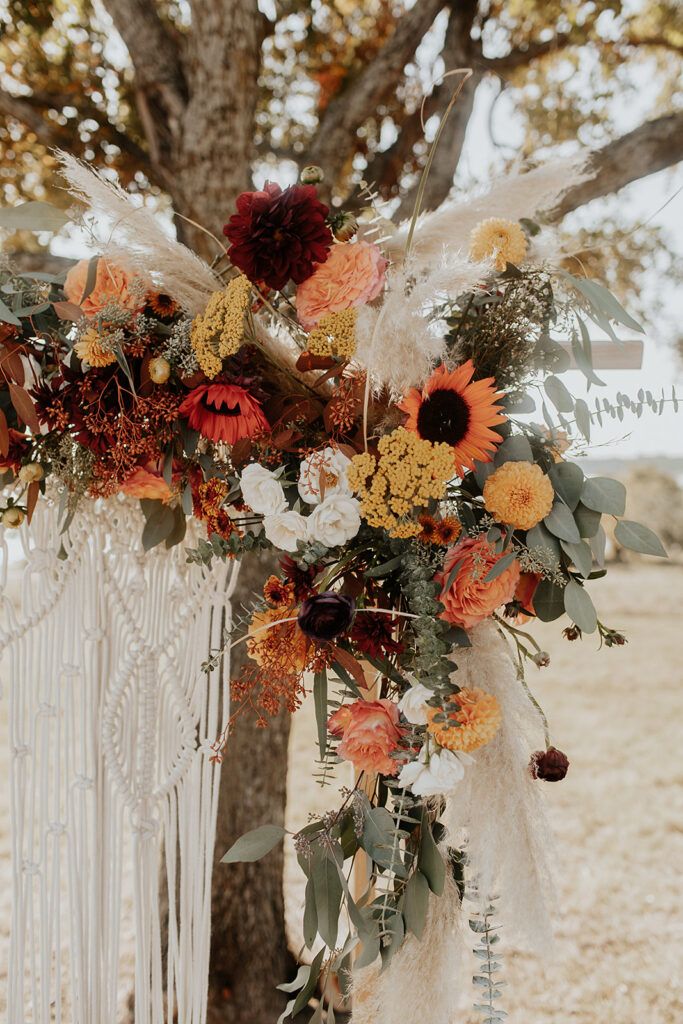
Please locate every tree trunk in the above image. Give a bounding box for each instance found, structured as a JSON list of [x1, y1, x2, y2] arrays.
[[206, 548, 295, 1024]]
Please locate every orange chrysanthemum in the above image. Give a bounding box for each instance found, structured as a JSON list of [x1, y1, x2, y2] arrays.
[[469, 218, 528, 272], [427, 687, 502, 753], [435, 517, 462, 546], [148, 292, 178, 318], [74, 328, 118, 367], [483, 461, 554, 531], [398, 361, 506, 477], [263, 575, 296, 609]]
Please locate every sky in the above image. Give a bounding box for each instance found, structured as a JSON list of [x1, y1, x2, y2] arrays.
[[48, 5, 683, 462]]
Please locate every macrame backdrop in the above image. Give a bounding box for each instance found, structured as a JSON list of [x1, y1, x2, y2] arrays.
[[0, 493, 238, 1024]]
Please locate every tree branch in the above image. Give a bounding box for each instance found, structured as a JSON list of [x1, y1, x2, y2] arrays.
[[548, 111, 683, 219], [312, 0, 446, 188], [482, 32, 574, 71], [0, 89, 63, 149]]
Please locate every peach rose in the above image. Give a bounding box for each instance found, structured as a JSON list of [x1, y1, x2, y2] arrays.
[[296, 240, 386, 330], [64, 258, 144, 318], [436, 535, 521, 631], [120, 466, 171, 502], [328, 698, 403, 776]]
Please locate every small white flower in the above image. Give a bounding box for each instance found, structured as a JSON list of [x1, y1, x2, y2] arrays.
[[298, 447, 352, 505], [239, 463, 287, 516], [398, 682, 433, 725], [398, 745, 469, 797], [307, 494, 361, 548], [262, 510, 309, 552]]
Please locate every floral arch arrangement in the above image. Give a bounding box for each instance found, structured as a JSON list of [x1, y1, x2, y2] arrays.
[[0, 151, 668, 1023]]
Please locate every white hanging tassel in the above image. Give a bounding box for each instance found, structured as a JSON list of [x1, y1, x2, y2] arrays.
[[350, 868, 469, 1024], [444, 620, 556, 951], [0, 493, 238, 1023]]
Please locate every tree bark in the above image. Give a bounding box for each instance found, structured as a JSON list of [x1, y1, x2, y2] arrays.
[[206, 548, 295, 1024], [547, 111, 683, 219]]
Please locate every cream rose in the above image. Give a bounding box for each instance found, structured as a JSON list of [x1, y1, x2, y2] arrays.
[[239, 463, 287, 516], [398, 745, 470, 797], [307, 494, 361, 547], [397, 682, 433, 726], [298, 447, 352, 505], [262, 510, 309, 552]]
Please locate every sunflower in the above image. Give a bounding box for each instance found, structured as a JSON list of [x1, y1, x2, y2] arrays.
[[178, 382, 269, 444], [398, 361, 506, 476]]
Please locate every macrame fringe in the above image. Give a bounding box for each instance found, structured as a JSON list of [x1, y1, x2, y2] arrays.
[[0, 492, 238, 1024]]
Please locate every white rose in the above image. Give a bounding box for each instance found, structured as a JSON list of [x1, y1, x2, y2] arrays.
[[263, 510, 309, 552], [398, 682, 433, 726], [307, 494, 361, 548], [239, 463, 287, 516], [298, 447, 352, 505], [398, 746, 469, 798]]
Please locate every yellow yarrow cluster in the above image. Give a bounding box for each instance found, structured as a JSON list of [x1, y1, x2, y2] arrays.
[[483, 460, 554, 531], [427, 687, 502, 753], [469, 217, 528, 272], [348, 427, 454, 538], [307, 308, 357, 360], [190, 274, 251, 378], [74, 328, 118, 368]]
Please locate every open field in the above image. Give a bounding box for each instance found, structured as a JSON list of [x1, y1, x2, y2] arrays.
[[1, 561, 682, 1022]]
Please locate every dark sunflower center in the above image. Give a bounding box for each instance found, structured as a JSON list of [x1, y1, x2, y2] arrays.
[[203, 395, 242, 417], [416, 388, 470, 445]]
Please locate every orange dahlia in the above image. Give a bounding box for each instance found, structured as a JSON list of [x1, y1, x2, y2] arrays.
[[178, 382, 269, 444], [427, 687, 502, 753], [483, 461, 554, 531], [398, 361, 506, 476]]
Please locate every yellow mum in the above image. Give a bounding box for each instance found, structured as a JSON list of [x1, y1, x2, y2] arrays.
[[348, 427, 453, 538], [483, 460, 554, 531], [469, 218, 528, 272], [74, 328, 118, 368], [427, 687, 502, 753], [191, 274, 251, 378], [307, 308, 357, 360]]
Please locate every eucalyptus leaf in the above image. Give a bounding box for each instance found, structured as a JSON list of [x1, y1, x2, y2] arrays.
[[544, 375, 574, 413], [574, 502, 601, 539], [303, 875, 318, 949], [290, 947, 325, 1016], [590, 525, 607, 568], [418, 812, 445, 895], [560, 538, 593, 579], [614, 519, 667, 558], [484, 550, 517, 582], [526, 522, 561, 560], [403, 870, 430, 939], [141, 504, 176, 551], [313, 670, 328, 760], [312, 850, 342, 949], [563, 272, 644, 334], [548, 463, 584, 510], [574, 397, 592, 441], [564, 579, 597, 633], [494, 434, 533, 465], [221, 823, 286, 864], [361, 807, 406, 876], [0, 200, 71, 232], [533, 579, 566, 622], [581, 477, 626, 516], [0, 297, 22, 327], [544, 500, 580, 543]]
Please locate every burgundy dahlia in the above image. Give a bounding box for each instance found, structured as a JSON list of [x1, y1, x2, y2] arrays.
[[351, 613, 404, 660], [297, 592, 356, 642], [529, 746, 570, 782], [223, 182, 333, 291]]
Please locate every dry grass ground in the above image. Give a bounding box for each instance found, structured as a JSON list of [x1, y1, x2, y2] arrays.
[[1, 561, 682, 1021]]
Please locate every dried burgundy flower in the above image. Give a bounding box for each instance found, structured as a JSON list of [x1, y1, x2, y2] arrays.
[[533, 650, 551, 668], [223, 182, 332, 291], [563, 625, 582, 641], [351, 613, 404, 660], [530, 746, 570, 782], [297, 591, 356, 642]]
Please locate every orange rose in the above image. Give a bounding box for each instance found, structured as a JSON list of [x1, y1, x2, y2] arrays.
[[120, 466, 172, 502], [295, 240, 386, 330], [328, 698, 403, 776], [436, 536, 521, 631], [64, 258, 144, 318]]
